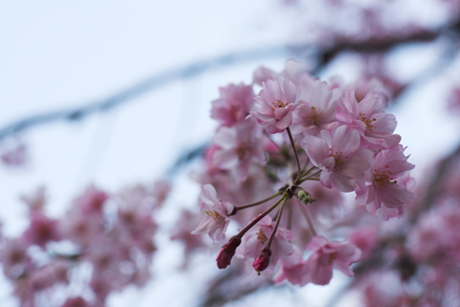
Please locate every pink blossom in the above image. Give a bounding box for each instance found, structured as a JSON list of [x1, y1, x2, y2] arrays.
[[302, 125, 373, 192], [61, 208, 103, 247], [250, 77, 300, 134], [28, 261, 69, 291], [447, 87, 460, 113], [151, 179, 171, 207], [0, 239, 30, 279], [273, 247, 311, 286], [20, 186, 46, 212], [61, 297, 90, 307], [237, 215, 294, 269], [170, 209, 205, 268], [23, 212, 61, 248], [0, 141, 27, 167], [212, 120, 266, 181], [192, 184, 235, 241], [335, 90, 401, 149], [348, 227, 379, 260], [211, 83, 254, 127], [253, 60, 305, 85], [304, 236, 361, 285], [75, 185, 109, 216], [302, 180, 344, 220], [356, 145, 415, 220], [291, 79, 341, 136]]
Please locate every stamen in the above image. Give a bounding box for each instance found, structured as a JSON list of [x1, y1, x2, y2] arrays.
[[305, 106, 323, 126], [332, 151, 348, 172]]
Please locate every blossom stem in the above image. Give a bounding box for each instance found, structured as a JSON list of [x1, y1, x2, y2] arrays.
[[266, 197, 288, 249], [301, 165, 316, 177], [236, 194, 287, 239], [286, 127, 302, 182], [296, 199, 317, 237], [299, 170, 321, 183], [233, 191, 283, 214], [301, 157, 311, 172]]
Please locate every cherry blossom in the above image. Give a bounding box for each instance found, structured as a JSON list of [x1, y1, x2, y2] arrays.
[[236, 215, 294, 270], [211, 83, 255, 127], [356, 145, 415, 220], [335, 90, 401, 149], [251, 77, 300, 134], [192, 184, 235, 241], [302, 125, 373, 192], [212, 119, 266, 181], [304, 236, 361, 285], [291, 79, 341, 136]]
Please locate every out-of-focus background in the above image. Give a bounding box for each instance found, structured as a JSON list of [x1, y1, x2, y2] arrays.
[[1, 1, 460, 306]]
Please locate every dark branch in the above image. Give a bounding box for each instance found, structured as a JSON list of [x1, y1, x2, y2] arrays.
[[0, 44, 309, 141], [2, 17, 459, 141]]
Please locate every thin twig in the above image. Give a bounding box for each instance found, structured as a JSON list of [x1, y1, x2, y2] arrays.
[[286, 127, 302, 182], [0, 45, 308, 141], [296, 199, 317, 236], [234, 191, 283, 212]]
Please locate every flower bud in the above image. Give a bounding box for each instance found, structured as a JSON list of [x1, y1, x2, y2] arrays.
[[253, 247, 272, 274], [296, 189, 316, 205], [216, 236, 241, 269]]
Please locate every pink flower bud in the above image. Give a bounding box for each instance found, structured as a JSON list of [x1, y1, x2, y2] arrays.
[[253, 247, 272, 273], [216, 236, 241, 269]]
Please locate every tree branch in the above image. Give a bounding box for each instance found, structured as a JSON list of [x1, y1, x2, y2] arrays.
[[2, 16, 459, 141], [0, 44, 309, 141]]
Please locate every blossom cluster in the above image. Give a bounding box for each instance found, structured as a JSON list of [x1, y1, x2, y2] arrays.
[[0, 181, 170, 307], [189, 60, 415, 287]]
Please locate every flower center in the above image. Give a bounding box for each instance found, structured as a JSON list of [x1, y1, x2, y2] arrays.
[[373, 167, 397, 189], [273, 99, 287, 108], [235, 146, 248, 160], [332, 151, 348, 172], [359, 112, 377, 131], [326, 252, 338, 265], [205, 210, 222, 220], [305, 106, 323, 126], [256, 229, 268, 245]]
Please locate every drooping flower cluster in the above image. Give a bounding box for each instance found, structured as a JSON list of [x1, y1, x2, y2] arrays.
[[0, 181, 170, 307], [189, 60, 415, 287]]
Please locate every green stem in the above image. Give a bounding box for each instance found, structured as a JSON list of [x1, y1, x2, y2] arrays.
[[233, 191, 282, 213], [267, 197, 288, 249], [286, 127, 302, 182], [236, 194, 287, 239], [296, 199, 317, 237]]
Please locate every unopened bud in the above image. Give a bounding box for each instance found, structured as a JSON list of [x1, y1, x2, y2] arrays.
[[296, 189, 316, 205], [253, 247, 272, 274], [216, 236, 241, 269]]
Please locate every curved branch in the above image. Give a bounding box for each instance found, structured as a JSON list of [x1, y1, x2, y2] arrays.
[[2, 16, 459, 141], [0, 44, 309, 141]]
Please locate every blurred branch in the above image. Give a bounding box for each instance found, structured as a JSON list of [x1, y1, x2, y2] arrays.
[[409, 141, 460, 223], [2, 16, 459, 141], [0, 45, 309, 141], [199, 266, 275, 307], [311, 17, 460, 75], [166, 141, 209, 178]]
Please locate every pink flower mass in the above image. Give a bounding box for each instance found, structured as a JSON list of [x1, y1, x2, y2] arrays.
[[9, 0, 460, 305], [184, 59, 417, 292]]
